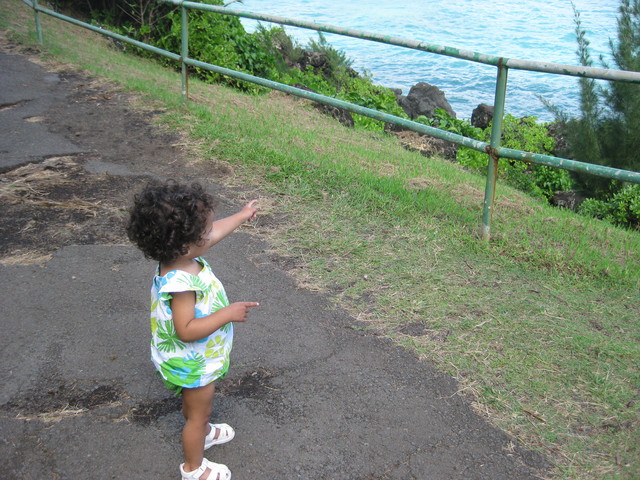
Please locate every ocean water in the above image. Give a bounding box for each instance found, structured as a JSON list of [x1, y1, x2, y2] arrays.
[[240, 0, 621, 122]]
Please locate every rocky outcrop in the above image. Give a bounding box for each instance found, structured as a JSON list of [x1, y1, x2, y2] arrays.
[[388, 129, 458, 160], [396, 82, 456, 119], [386, 82, 458, 159], [546, 122, 569, 157], [471, 103, 493, 129], [552, 191, 586, 210], [289, 50, 359, 80]]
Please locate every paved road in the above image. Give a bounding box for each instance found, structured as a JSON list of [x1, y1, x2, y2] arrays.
[[0, 48, 549, 479]]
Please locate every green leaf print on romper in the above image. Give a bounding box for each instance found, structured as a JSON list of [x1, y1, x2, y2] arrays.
[[160, 354, 206, 387], [150, 297, 160, 335], [156, 319, 186, 353], [187, 275, 209, 293], [214, 289, 228, 309]]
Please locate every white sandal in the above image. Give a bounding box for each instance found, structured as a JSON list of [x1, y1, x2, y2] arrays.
[[180, 458, 231, 480], [204, 423, 235, 450]]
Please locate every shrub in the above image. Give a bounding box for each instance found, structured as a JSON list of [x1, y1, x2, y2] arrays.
[[578, 184, 640, 229], [336, 75, 406, 130], [150, 1, 277, 92], [252, 25, 304, 76], [499, 115, 572, 199], [432, 112, 569, 201], [279, 66, 336, 96]]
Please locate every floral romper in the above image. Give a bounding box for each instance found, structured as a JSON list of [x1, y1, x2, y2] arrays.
[[150, 257, 233, 393]]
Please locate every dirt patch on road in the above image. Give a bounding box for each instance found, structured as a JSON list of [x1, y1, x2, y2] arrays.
[[0, 155, 136, 264], [3, 382, 127, 423], [0, 42, 200, 265]]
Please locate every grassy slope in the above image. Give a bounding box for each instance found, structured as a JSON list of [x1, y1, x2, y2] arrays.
[[3, 2, 639, 478]]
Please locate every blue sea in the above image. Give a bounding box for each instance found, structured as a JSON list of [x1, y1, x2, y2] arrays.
[[240, 0, 621, 122]]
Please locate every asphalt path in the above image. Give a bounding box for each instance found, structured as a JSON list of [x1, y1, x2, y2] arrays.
[[0, 48, 549, 479]]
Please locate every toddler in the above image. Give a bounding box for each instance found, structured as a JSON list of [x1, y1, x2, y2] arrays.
[[127, 180, 259, 480]]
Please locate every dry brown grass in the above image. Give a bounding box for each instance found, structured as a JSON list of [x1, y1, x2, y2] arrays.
[[0, 157, 112, 213]]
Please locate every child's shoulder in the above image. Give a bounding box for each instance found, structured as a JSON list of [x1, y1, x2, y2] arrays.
[[154, 258, 214, 292], [159, 257, 207, 277], [154, 268, 189, 290]]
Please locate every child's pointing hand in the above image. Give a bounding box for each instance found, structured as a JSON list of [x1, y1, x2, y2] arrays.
[[226, 301, 260, 322]]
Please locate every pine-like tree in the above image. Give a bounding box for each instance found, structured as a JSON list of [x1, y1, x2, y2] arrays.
[[560, 0, 640, 198]]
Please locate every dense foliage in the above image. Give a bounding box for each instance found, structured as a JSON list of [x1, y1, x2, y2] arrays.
[[51, 0, 171, 43], [153, 2, 278, 91]]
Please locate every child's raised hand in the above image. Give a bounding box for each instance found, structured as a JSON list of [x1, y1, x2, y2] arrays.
[[242, 200, 258, 222], [225, 301, 260, 322], [210, 200, 258, 245]]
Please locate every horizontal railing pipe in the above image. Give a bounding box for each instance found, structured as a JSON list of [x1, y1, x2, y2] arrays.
[[505, 58, 640, 82], [497, 147, 640, 183]]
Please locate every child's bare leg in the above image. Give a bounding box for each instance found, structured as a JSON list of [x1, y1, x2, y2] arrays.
[[182, 383, 215, 477]]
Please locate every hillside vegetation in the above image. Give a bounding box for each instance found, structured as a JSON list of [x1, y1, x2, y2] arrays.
[[53, 0, 640, 230], [3, 2, 639, 479]]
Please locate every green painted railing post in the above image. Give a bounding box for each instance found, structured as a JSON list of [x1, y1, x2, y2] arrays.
[[481, 61, 508, 241], [33, 0, 43, 44], [181, 5, 189, 103]]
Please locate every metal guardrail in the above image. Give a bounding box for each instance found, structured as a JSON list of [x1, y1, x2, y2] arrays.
[[26, 0, 640, 240]]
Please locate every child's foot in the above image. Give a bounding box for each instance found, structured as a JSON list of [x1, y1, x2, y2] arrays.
[[204, 423, 235, 450], [180, 458, 231, 480]]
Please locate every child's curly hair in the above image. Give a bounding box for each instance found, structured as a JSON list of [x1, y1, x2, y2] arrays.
[[127, 181, 217, 262]]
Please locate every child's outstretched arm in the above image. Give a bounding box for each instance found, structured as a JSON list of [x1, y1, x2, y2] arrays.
[[207, 200, 258, 247]]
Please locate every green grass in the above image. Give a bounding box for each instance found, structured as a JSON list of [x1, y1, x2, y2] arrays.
[[3, 2, 639, 478]]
